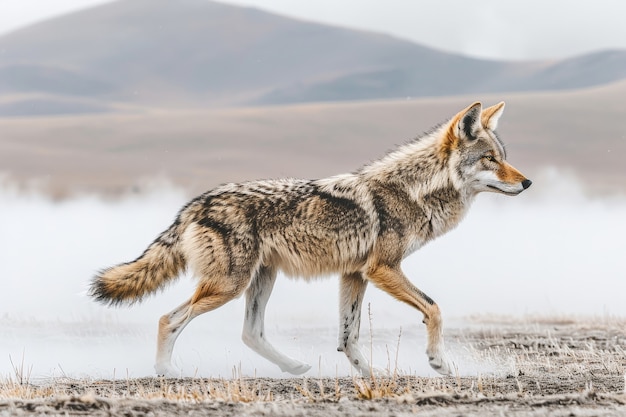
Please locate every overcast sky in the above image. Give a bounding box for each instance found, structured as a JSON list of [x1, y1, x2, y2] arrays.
[[1, 0, 626, 60]]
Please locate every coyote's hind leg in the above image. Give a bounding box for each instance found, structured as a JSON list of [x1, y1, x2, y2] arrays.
[[155, 299, 193, 377], [155, 283, 247, 376], [242, 265, 311, 375]]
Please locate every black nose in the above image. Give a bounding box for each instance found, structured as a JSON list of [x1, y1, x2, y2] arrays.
[[521, 179, 532, 189]]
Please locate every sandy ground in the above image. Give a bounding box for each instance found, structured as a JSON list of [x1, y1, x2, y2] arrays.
[[2, 318, 625, 416], [2, 86, 626, 199]]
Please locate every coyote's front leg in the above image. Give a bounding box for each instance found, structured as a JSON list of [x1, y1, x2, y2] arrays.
[[366, 264, 454, 376]]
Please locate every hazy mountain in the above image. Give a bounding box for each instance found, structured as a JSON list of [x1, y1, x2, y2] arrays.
[[0, 0, 625, 115]]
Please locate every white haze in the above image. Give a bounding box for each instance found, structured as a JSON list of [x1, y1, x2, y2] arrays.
[[1, 171, 625, 380]]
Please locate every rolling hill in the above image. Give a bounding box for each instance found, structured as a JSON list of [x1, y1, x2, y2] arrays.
[[0, 0, 625, 116]]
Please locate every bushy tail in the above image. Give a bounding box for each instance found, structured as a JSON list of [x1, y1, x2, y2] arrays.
[[89, 222, 186, 306]]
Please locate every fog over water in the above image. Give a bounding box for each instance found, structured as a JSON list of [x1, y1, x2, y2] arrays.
[[1, 171, 625, 380]]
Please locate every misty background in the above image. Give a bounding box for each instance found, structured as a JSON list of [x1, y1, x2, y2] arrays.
[[0, 0, 625, 380]]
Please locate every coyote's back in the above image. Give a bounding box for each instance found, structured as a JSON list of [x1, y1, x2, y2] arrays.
[[90, 102, 531, 377], [91, 177, 378, 306]]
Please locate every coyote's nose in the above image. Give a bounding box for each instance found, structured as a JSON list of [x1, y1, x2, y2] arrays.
[[521, 179, 532, 190]]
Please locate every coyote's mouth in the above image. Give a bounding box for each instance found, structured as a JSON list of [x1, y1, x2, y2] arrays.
[[487, 185, 522, 196]]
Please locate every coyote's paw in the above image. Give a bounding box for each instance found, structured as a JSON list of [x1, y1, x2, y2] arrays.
[[427, 351, 455, 376], [361, 366, 389, 378], [279, 360, 311, 375], [155, 362, 180, 378]]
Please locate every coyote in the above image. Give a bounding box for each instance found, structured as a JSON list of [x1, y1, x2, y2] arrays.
[[90, 102, 531, 377]]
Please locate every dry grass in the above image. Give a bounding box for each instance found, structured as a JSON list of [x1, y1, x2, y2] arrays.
[[0, 369, 273, 403], [458, 315, 626, 393]]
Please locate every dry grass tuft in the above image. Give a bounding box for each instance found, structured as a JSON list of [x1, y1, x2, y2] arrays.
[[352, 375, 408, 400], [0, 380, 58, 400], [1, 352, 57, 400], [203, 369, 274, 403]]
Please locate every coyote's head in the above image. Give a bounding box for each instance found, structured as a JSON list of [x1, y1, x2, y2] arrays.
[[443, 102, 532, 196]]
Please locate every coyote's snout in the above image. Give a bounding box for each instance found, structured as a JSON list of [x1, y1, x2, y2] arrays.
[[90, 102, 530, 377]]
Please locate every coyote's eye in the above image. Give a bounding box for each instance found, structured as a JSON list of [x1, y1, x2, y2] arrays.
[[483, 155, 497, 163]]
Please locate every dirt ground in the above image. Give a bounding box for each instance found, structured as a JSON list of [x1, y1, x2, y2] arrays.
[[2, 318, 625, 416], [2, 90, 626, 199]]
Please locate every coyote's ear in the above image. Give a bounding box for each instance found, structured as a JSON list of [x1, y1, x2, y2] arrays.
[[481, 101, 505, 131], [457, 102, 482, 140]]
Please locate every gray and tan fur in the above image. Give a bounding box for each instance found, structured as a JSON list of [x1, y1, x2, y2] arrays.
[[90, 102, 531, 377]]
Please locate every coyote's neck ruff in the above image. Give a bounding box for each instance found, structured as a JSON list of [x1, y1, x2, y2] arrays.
[[91, 102, 531, 377]]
